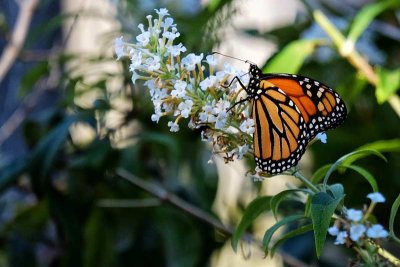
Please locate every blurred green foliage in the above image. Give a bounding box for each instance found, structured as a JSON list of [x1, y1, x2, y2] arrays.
[[0, 0, 399, 266]]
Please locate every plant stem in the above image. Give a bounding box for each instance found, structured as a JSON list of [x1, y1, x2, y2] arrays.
[[313, 10, 400, 118], [292, 170, 319, 193]]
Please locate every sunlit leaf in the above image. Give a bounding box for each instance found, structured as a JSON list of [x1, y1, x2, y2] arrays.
[[311, 192, 343, 258], [348, 0, 399, 43], [232, 196, 272, 251], [376, 68, 400, 104], [263, 39, 321, 74], [356, 138, 400, 153]]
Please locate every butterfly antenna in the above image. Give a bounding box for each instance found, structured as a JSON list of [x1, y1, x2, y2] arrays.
[[212, 52, 248, 63], [212, 52, 256, 66]]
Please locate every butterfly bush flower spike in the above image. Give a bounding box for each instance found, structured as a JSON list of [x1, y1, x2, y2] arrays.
[[114, 8, 255, 168]]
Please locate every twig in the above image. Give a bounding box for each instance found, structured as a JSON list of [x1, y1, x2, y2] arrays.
[[97, 198, 161, 208], [313, 10, 400, 118], [116, 168, 311, 267], [0, 0, 39, 83]]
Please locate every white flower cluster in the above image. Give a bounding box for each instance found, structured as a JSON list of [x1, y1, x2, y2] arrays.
[[115, 8, 253, 162], [328, 192, 389, 245]]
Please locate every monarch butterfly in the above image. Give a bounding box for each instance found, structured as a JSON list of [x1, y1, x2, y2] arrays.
[[231, 63, 347, 174]]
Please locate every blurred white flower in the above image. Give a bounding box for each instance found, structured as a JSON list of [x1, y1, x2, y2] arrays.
[[240, 119, 255, 134], [114, 36, 125, 60], [168, 121, 179, 132]]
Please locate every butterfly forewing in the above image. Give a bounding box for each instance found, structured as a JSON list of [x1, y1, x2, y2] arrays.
[[251, 87, 309, 174]]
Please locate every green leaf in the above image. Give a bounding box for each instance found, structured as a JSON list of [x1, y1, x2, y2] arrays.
[[342, 164, 378, 192], [19, 62, 50, 97], [357, 138, 400, 154], [270, 189, 312, 219], [310, 192, 343, 258], [0, 156, 31, 192], [327, 183, 345, 200], [263, 39, 321, 74], [30, 116, 77, 192], [389, 194, 400, 243], [231, 196, 272, 251], [324, 149, 386, 185], [376, 68, 400, 104], [311, 164, 331, 184], [348, 0, 399, 43], [262, 214, 304, 251], [84, 210, 116, 267], [270, 224, 313, 256]]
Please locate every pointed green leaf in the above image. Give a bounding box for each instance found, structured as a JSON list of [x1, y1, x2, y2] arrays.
[[348, 0, 399, 43], [19, 62, 50, 97], [270, 224, 313, 256], [270, 189, 312, 219], [376, 68, 400, 104], [342, 164, 378, 192], [262, 214, 304, 251], [356, 138, 400, 153], [310, 192, 343, 258], [324, 149, 386, 185], [327, 183, 345, 200], [389, 194, 400, 243], [232, 196, 272, 251], [263, 39, 321, 74], [311, 164, 331, 184]]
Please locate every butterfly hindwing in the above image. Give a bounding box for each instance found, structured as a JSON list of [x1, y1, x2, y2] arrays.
[[263, 73, 347, 140]]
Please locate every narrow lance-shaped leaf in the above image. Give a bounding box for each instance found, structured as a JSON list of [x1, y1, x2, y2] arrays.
[[311, 192, 343, 258], [356, 138, 400, 153], [262, 214, 304, 252], [348, 0, 400, 43], [263, 39, 321, 74], [376, 68, 400, 104], [231, 196, 272, 251], [270, 189, 313, 219], [342, 164, 378, 192], [270, 224, 313, 257], [389, 194, 400, 243], [323, 149, 386, 186]]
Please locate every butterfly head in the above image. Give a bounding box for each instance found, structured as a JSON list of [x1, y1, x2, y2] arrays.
[[248, 64, 262, 79]]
